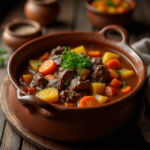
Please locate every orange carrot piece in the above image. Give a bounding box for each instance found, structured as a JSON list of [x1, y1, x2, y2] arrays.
[[121, 86, 131, 94], [105, 59, 120, 70], [108, 68, 119, 79], [22, 86, 28, 92], [22, 75, 33, 84], [105, 86, 116, 96], [39, 60, 57, 75], [79, 96, 99, 107], [39, 52, 50, 61], [109, 78, 122, 88], [88, 51, 100, 57], [117, 6, 126, 14], [45, 74, 55, 81], [28, 87, 36, 94]]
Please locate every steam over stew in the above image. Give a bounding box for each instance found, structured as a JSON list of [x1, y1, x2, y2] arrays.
[[18, 45, 138, 107]]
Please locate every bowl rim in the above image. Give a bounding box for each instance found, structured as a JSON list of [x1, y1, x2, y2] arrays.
[[7, 30, 146, 112], [5, 19, 42, 37], [84, 0, 136, 16]]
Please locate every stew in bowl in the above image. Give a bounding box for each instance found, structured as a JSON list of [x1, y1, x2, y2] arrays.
[[18, 44, 138, 107]]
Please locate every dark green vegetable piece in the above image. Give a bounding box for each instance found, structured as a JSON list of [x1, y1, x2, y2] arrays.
[[115, 70, 121, 74], [121, 82, 127, 88]]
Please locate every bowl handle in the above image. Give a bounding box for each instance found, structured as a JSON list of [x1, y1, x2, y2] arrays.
[[98, 24, 129, 46], [17, 89, 67, 118]]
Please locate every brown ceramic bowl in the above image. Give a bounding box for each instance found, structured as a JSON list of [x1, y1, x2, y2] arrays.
[[84, 0, 136, 29], [2, 19, 42, 50], [7, 25, 146, 142], [24, 0, 60, 26]]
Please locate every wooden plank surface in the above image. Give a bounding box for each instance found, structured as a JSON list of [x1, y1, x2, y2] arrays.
[[0, 0, 150, 150]]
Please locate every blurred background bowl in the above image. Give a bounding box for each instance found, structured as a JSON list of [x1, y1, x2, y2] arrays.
[[84, 0, 136, 29], [24, 0, 60, 26], [2, 19, 42, 50]]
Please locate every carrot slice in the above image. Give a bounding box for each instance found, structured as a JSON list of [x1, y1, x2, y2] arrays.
[[105, 59, 120, 70], [39, 52, 50, 61], [105, 86, 116, 96], [108, 68, 119, 79], [79, 96, 99, 107], [109, 78, 122, 87], [45, 74, 55, 81], [22, 75, 33, 84], [88, 51, 100, 57], [22, 86, 28, 92], [121, 86, 131, 94], [39, 60, 57, 75], [28, 87, 36, 94]]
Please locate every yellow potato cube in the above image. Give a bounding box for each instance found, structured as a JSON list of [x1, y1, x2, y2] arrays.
[[107, 7, 117, 14], [76, 68, 90, 77], [71, 45, 87, 55], [29, 60, 40, 72], [91, 83, 105, 95], [93, 93, 108, 105], [121, 1, 129, 9], [102, 52, 119, 63], [119, 68, 134, 78], [37, 88, 59, 104]]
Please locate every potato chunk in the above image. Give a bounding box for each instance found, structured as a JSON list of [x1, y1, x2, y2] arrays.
[[71, 45, 87, 55], [76, 68, 90, 77], [91, 83, 105, 95], [102, 52, 119, 63], [93, 93, 108, 105], [29, 60, 40, 72], [37, 88, 59, 104], [119, 68, 134, 78]]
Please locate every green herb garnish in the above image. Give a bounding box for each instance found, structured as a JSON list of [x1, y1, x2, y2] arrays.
[[56, 76, 59, 78], [106, 0, 114, 6], [0, 58, 4, 67], [37, 61, 45, 67], [70, 94, 74, 97], [65, 81, 69, 85], [100, 81, 103, 84], [74, 70, 82, 78], [121, 82, 127, 88], [52, 86, 56, 88], [0, 47, 8, 67], [115, 70, 121, 74], [0, 47, 6, 54], [61, 46, 91, 69]]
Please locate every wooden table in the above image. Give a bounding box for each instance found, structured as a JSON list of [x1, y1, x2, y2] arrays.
[[0, 0, 150, 149]]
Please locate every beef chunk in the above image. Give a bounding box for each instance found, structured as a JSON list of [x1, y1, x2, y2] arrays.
[[52, 67, 64, 78], [91, 57, 102, 72], [60, 90, 88, 103], [91, 65, 110, 83], [50, 46, 64, 58], [31, 73, 47, 89], [58, 69, 76, 83], [51, 55, 62, 66], [45, 79, 64, 91], [70, 76, 91, 91]]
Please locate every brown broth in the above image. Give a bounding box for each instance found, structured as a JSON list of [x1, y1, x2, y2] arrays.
[[17, 45, 138, 107]]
